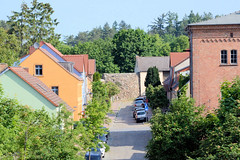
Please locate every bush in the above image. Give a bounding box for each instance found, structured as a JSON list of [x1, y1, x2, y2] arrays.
[[145, 84, 168, 109]]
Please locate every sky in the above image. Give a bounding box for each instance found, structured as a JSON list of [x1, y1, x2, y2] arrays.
[[0, 0, 240, 39]]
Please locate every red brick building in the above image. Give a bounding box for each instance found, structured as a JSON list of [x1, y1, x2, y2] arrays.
[[187, 11, 240, 111]]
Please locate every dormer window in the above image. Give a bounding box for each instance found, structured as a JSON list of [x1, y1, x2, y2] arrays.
[[231, 50, 237, 64], [221, 50, 227, 64], [35, 65, 42, 76]]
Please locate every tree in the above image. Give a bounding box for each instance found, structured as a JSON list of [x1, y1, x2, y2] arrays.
[[195, 77, 240, 160], [0, 20, 10, 30], [118, 20, 131, 30], [170, 35, 189, 52], [0, 86, 84, 159], [112, 29, 163, 73], [145, 84, 168, 110], [0, 28, 21, 65], [145, 66, 161, 87], [76, 39, 120, 73], [146, 77, 240, 160], [146, 96, 205, 160], [8, 0, 60, 56], [93, 72, 101, 82]]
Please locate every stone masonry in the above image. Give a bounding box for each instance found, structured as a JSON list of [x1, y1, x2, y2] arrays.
[[103, 73, 140, 100]]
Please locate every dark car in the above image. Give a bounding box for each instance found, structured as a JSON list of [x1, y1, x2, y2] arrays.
[[85, 148, 102, 160]]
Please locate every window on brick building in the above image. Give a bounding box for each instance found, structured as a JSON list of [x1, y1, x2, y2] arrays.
[[231, 50, 237, 64], [221, 50, 227, 64]]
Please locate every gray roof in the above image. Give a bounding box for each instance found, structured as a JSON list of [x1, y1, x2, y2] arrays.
[[189, 11, 240, 26], [136, 56, 170, 72]]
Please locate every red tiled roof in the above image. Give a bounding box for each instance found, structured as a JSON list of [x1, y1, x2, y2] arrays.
[[62, 55, 84, 73], [88, 59, 96, 75], [170, 52, 190, 67], [9, 67, 74, 112], [29, 41, 95, 76]]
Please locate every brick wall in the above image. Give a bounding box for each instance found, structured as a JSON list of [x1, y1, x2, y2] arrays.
[[103, 73, 140, 100], [189, 25, 240, 111]]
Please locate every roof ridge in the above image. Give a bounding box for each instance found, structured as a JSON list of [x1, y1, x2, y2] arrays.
[[38, 48, 83, 81]]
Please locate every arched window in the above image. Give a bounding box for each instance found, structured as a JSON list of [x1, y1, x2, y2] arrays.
[[221, 50, 227, 64], [231, 50, 237, 64]]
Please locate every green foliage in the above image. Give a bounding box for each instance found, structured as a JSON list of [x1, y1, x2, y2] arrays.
[[144, 66, 161, 87], [195, 77, 240, 160], [57, 39, 120, 73], [112, 29, 169, 73], [170, 35, 189, 52], [146, 97, 204, 160], [78, 80, 117, 155], [178, 73, 190, 97], [0, 20, 10, 30], [0, 86, 84, 159], [93, 72, 101, 82], [64, 20, 131, 45], [145, 84, 168, 109], [8, 0, 60, 56], [149, 11, 213, 37], [105, 81, 120, 98], [0, 28, 20, 65], [146, 77, 240, 160]]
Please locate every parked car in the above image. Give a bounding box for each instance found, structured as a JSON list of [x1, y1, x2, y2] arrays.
[[134, 100, 144, 108], [135, 96, 146, 102], [97, 134, 108, 144], [133, 107, 145, 118], [98, 143, 106, 158], [101, 127, 110, 140], [85, 148, 102, 160], [135, 110, 148, 123]]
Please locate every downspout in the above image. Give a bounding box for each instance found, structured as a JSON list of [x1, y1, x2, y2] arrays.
[[188, 27, 193, 98]]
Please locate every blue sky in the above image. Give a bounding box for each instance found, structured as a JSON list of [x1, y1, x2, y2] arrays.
[[0, 0, 240, 39]]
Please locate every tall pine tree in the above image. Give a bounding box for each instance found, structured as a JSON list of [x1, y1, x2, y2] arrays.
[[144, 66, 161, 87]]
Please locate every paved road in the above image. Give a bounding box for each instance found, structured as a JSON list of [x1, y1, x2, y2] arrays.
[[104, 101, 152, 160]]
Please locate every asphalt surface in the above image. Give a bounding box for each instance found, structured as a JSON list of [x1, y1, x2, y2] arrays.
[[104, 101, 152, 160]]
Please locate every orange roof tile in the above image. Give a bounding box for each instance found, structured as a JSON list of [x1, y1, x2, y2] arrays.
[[62, 55, 84, 73], [88, 59, 96, 75], [170, 52, 190, 67], [9, 67, 74, 112]]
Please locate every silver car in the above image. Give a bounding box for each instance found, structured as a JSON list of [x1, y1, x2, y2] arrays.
[[134, 100, 144, 108]]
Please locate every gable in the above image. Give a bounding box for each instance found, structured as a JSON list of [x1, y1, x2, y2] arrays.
[[0, 70, 57, 114], [21, 49, 82, 82]]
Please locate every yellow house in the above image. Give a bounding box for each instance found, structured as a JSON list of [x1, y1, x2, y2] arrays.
[[20, 48, 83, 121]]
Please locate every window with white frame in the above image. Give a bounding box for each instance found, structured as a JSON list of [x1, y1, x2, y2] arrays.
[[221, 50, 227, 64], [52, 86, 59, 95], [35, 65, 42, 76], [231, 50, 237, 64]]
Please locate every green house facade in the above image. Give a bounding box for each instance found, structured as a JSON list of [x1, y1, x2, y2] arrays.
[[0, 66, 73, 116]]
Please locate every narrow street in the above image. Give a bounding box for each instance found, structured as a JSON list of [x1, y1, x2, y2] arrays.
[[104, 101, 152, 160]]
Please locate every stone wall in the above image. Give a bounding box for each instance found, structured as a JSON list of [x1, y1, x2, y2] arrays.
[[103, 73, 140, 101]]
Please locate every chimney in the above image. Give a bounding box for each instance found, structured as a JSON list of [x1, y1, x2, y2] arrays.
[[29, 46, 36, 54], [0, 63, 8, 73]]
